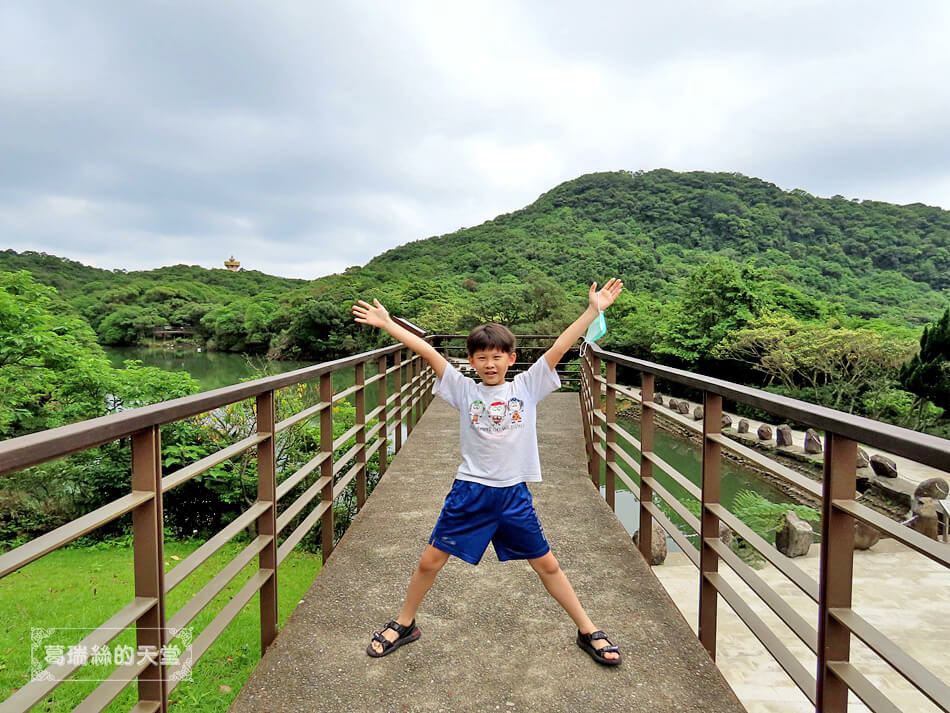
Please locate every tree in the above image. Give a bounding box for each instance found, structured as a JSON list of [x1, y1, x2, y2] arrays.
[[900, 307, 950, 419]]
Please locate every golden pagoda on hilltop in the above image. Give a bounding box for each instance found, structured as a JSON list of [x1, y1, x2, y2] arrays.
[[224, 256, 241, 271]]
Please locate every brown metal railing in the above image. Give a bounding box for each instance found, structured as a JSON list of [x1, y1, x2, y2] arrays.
[[0, 342, 435, 713], [579, 340, 950, 713]]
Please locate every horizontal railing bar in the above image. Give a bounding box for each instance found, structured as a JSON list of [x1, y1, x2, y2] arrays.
[[277, 475, 331, 535], [607, 460, 639, 493], [642, 476, 700, 532], [164, 501, 270, 593], [129, 701, 161, 713], [365, 436, 383, 461], [706, 571, 817, 705], [366, 404, 384, 422], [830, 607, 950, 711], [332, 443, 361, 477], [333, 462, 362, 499], [589, 343, 950, 471], [365, 421, 383, 443], [363, 371, 386, 387], [167, 535, 272, 639], [276, 452, 331, 502], [1, 596, 156, 712], [611, 382, 640, 400], [593, 443, 607, 461], [827, 662, 902, 713], [161, 433, 270, 493], [73, 646, 156, 713], [332, 423, 361, 450], [277, 500, 332, 565], [833, 499, 950, 570], [608, 422, 642, 450], [0, 344, 406, 475], [705, 537, 818, 653], [166, 569, 273, 694], [706, 503, 820, 602], [275, 401, 330, 433], [643, 502, 699, 568], [607, 441, 641, 477], [332, 382, 363, 403], [642, 451, 702, 500], [0, 490, 154, 578], [706, 433, 823, 499]]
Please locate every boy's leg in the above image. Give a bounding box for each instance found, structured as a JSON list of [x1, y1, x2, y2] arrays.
[[369, 544, 450, 655], [528, 552, 620, 661]]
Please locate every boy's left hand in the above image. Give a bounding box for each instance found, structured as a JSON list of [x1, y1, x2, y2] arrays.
[[589, 278, 623, 312]]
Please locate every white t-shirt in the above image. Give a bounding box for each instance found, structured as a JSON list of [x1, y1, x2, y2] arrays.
[[432, 355, 561, 487]]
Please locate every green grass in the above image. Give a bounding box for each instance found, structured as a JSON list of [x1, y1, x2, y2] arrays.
[[0, 537, 321, 712]]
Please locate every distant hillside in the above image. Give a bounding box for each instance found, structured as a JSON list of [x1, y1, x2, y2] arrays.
[[365, 170, 950, 325]]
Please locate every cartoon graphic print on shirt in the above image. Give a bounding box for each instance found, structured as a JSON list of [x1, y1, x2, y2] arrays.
[[508, 397, 524, 424], [469, 399, 486, 425], [470, 396, 525, 438]]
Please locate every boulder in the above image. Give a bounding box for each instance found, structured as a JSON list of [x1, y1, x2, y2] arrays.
[[910, 498, 940, 540], [737, 419, 749, 434], [804, 428, 823, 454], [914, 477, 950, 500], [776, 424, 794, 447], [668, 398, 679, 411], [719, 521, 734, 547], [676, 400, 691, 415], [856, 447, 870, 469], [757, 424, 773, 440], [693, 405, 704, 421], [775, 511, 813, 557], [654, 394, 664, 405], [721, 414, 733, 429], [854, 519, 881, 550], [632, 522, 668, 565], [870, 454, 898, 478]]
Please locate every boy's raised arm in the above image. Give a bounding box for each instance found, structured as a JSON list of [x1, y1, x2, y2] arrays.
[[543, 278, 623, 371], [352, 298, 448, 379]]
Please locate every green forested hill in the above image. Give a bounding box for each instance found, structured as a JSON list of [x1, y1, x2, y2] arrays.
[[365, 170, 950, 325], [3, 169, 949, 434]]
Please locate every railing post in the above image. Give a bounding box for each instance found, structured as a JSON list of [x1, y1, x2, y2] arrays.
[[394, 349, 403, 453], [355, 362, 367, 510], [817, 432, 857, 713], [413, 355, 422, 428], [320, 373, 335, 560], [579, 347, 593, 470], [605, 360, 617, 511], [131, 425, 168, 712], [699, 392, 722, 660], [255, 390, 278, 653], [590, 352, 602, 488], [376, 354, 389, 478], [638, 373, 655, 562]]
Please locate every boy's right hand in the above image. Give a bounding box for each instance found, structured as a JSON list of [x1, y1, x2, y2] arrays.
[[352, 298, 393, 330]]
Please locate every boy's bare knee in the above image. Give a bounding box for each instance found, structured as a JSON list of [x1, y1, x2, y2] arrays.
[[531, 553, 561, 577], [418, 547, 449, 574]]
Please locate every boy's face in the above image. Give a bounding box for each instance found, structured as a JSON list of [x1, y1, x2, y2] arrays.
[[467, 348, 516, 386]]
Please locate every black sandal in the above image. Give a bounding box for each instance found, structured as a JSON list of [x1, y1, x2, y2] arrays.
[[577, 629, 622, 666], [366, 619, 421, 658]]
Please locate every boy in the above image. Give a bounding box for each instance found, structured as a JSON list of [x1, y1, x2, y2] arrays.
[[351, 278, 624, 665]]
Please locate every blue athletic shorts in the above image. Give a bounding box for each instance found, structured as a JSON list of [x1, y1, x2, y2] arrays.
[[429, 480, 551, 565]]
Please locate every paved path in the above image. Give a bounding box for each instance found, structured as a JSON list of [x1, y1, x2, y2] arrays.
[[229, 393, 745, 713]]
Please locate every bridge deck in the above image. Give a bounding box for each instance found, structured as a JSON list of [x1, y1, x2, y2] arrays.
[[229, 393, 746, 713]]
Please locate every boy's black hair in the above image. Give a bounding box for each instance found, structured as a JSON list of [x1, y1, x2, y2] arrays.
[[467, 323, 516, 356]]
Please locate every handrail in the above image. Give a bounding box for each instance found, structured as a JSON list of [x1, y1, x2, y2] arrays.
[[579, 339, 950, 713], [0, 339, 437, 713]]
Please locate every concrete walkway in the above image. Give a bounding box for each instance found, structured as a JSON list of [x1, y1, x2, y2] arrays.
[[229, 393, 746, 713]]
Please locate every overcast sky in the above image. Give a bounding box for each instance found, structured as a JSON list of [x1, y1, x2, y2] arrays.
[[2, 1, 949, 279]]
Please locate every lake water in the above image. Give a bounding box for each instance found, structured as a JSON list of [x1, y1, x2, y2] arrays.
[[105, 347, 803, 549]]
